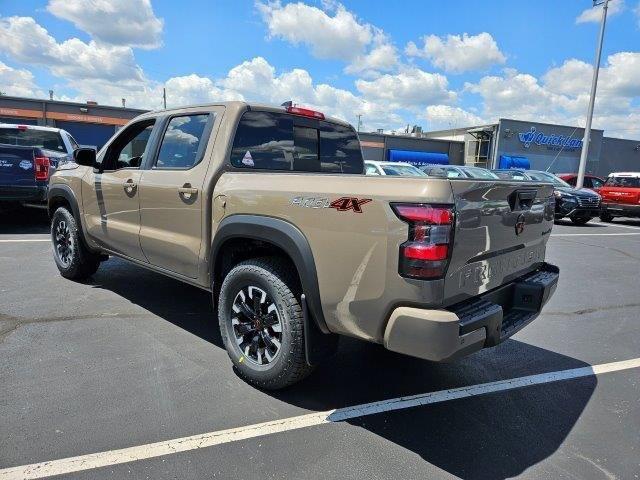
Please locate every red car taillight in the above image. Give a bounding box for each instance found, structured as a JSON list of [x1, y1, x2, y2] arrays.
[[34, 156, 50, 181], [392, 203, 454, 279]]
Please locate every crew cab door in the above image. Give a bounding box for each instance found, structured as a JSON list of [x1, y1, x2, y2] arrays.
[[137, 109, 220, 278], [82, 119, 156, 261]]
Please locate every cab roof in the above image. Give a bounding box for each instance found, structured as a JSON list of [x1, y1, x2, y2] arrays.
[[148, 101, 354, 129], [0, 123, 66, 133]]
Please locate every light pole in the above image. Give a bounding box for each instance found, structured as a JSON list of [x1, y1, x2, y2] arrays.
[[576, 0, 609, 189]]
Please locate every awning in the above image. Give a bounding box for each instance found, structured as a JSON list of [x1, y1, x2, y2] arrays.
[[387, 149, 449, 166], [499, 155, 530, 170]]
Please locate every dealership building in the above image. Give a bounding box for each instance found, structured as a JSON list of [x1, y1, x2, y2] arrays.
[[422, 118, 640, 177], [0, 95, 146, 150]]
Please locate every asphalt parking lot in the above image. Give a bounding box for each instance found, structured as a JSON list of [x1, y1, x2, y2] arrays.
[[1, 208, 639, 480]]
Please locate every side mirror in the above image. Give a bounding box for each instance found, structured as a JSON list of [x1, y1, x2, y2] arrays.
[[73, 147, 97, 168]]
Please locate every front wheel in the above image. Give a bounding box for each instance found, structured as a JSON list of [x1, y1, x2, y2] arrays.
[[218, 258, 313, 389], [51, 207, 101, 280], [600, 211, 614, 222], [570, 215, 591, 225]]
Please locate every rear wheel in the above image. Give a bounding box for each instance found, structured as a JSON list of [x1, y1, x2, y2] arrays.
[[51, 207, 101, 279], [599, 211, 614, 222], [218, 258, 313, 389], [570, 215, 591, 225]]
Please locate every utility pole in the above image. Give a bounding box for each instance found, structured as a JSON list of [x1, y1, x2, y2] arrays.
[[576, 0, 609, 189], [356, 114, 362, 132], [163, 87, 167, 109]]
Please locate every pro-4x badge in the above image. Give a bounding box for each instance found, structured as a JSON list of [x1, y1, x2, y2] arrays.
[[329, 197, 372, 213]]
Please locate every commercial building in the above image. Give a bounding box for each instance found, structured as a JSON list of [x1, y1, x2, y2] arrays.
[[359, 131, 464, 166], [0, 95, 146, 150], [422, 118, 640, 177]]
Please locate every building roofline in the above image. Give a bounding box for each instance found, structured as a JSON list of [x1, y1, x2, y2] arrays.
[[0, 95, 148, 114]]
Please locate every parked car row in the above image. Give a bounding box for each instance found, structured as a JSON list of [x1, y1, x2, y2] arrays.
[[364, 161, 640, 225]]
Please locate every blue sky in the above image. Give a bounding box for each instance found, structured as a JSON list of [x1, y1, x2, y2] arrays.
[[1, 0, 639, 137]]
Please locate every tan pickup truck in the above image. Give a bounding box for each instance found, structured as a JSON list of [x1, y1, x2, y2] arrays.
[[48, 102, 559, 389]]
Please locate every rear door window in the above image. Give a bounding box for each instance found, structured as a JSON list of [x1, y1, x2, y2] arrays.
[[230, 110, 363, 173]]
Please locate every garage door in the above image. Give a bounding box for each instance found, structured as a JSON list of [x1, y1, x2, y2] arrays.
[[55, 121, 117, 150]]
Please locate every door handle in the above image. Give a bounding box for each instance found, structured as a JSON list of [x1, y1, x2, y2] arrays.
[[178, 183, 198, 201], [123, 178, 137, 195]]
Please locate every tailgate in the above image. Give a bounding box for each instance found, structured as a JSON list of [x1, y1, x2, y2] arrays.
[[444, 180, 555, 305], [0, 146, 36, 187]]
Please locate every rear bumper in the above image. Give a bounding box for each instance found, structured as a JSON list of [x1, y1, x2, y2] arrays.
[[602, 202, 640, 217], [383, 263, 559, 362], [0, 185, 47, 203]]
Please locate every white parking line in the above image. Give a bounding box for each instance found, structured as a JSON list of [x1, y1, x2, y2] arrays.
[[552, 233, 640, 237], [598, 222, 640, 231], [0, 239, 49, 243], [1, 357, 639, 480]]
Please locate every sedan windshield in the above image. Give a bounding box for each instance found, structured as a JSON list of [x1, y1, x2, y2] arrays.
[[460, 167, 499, 179], [381, 165, 427, 176], [526, 171, 571, 188]]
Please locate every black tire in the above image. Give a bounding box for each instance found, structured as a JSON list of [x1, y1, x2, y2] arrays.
[[600, 212, 614, 222], [218, 257, 313, 389], [570, 215, 591, 225], [51, 207, 101, 280]]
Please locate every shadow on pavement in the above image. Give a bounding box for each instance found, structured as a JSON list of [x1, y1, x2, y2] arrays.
[[90, 258, 595, 480], [0, 206, 50, 235]]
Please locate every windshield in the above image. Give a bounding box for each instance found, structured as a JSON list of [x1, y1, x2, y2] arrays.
[[605, 176, 640, 188], [381, 164, 427, 176], [0, 128, 66, 153], [461, 167, 499, 179], [526, 171, 571, 187]]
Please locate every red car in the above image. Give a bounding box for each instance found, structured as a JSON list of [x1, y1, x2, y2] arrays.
[[599, 172, 640, 222], [556, 173, 605, 194]]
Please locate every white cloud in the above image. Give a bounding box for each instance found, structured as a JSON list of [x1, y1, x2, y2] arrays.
[[0, 16, 143, 82], [257, 1, 374, 60], [543, 52, 640, 112], [419, 105, 484, 130], [466, 56, 640, 138], [355, 68, 456, 108], [256, 1, 397, 76], [0, 61, 43, 98], [345, 44, 399, 76], [406, 32, 506, 73], [576, 0, 624, 23], [216, 57, 402, 129], [47, 0, 163, 49]]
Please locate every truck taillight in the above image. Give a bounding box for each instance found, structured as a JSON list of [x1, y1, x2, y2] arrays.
[[34, 156, 50, 181], [286, 106, 325, 120], [392, 203, 454, 279]]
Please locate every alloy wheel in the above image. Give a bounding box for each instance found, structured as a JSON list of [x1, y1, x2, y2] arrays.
[[54, 219, 73, 267], [231, 285, 282, 366]]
